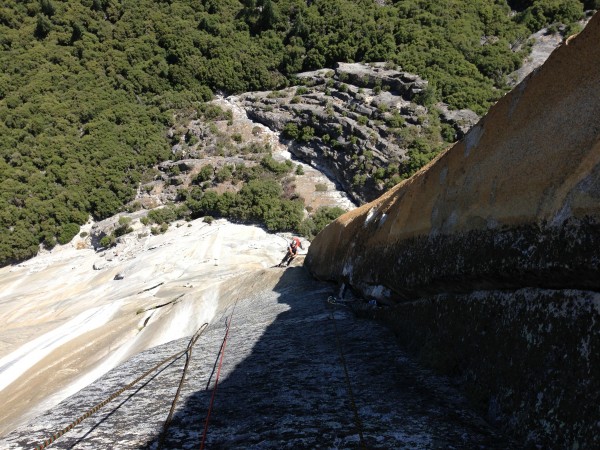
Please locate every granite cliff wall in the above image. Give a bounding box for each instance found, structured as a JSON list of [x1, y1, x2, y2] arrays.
[[306, 12, 600, 449]]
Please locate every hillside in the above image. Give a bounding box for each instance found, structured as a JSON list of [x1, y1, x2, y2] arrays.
[[306, 11, 600, 448], [2, 0, 590, 266]]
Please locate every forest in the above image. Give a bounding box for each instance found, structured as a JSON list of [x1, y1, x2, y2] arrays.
[[0, 0, 594, 265]]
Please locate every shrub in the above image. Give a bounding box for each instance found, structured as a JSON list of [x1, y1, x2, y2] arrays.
[[194, 165, 214, 184], [282, 122, 299, 140], [298, 206, 346, 239], [199, 103, 233, 122], [118, 216, 132, 226], [99, 234, 116, 248], [57, 223, 81, 245], [114, 216, 133, 237], [315, 183, 328, 192], [215, 165, 234, 183], [441, 123, 456, 142], [300, 126, 314, 142], [260, 155, 293, 176], [147, 205, 187, 224], [385, 113, 405, 128]]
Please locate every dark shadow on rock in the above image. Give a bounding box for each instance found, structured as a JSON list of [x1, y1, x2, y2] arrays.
[[139, 266, 514, 450]]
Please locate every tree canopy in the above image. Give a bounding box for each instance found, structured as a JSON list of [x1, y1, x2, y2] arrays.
[[0, 0, 591, 265]]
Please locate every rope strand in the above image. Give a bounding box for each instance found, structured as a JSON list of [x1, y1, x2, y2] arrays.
[[33, 323, 209, 450], [157, 323, 209, 450], [200, 303, 237, 450], [328, 299, 367, 449]]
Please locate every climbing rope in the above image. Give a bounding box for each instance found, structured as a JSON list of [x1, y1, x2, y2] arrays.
[[327, 297, 367, 450], [156, 323, 209, 450], [200, 303, 237, 450], [33, 323, 209, 450]]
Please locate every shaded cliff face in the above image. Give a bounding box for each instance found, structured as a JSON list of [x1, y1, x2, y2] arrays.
[[307, 13, 600, 299], [306, 12, 600, 450]]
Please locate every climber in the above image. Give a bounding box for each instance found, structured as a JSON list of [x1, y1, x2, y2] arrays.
[[278, 237, 303, 267]]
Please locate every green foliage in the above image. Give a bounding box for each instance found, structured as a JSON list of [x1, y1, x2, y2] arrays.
[[57, 223, 80, 245], [114, 216, 133, 237], [298, 206, 346, 239], [35, 14, 52, 39], [385, 112, 405, 128], [151, 223, 169, 235], [215, 165, 234, 183], [194, 165, 214, 184], [517, 0, 584, 32], [300, 126, 314, 142], [198, 103, 232, 122], [282, 122, 299, 140], [260, 155, 293, 176], [147, 204, 188, 225], [186, 179, 303, 232], [0, 0, 565, 265], [99, 234, 116, 248]]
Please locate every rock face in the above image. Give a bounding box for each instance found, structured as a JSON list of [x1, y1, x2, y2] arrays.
[[235, 62, 478, 204], [0, 219, 297, 437], [1, 268, 513, 449], [306, 12, 600, 449]]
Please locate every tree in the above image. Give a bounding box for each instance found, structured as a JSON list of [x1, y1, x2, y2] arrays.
[[35, 14, 52, 39], [260, 0, 277, 30], [40, 0, 56, 17]]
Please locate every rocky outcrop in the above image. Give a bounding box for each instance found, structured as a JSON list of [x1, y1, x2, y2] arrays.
[[306, 12, 600, 449], [507, 13, 594, 86], [235, 62, 478, 204]]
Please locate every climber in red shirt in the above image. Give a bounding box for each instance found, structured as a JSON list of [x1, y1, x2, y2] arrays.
[[278, 237, 303, 267]]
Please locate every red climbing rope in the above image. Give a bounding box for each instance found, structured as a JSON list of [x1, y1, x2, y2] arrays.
[[200, 304, 236, 450]]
